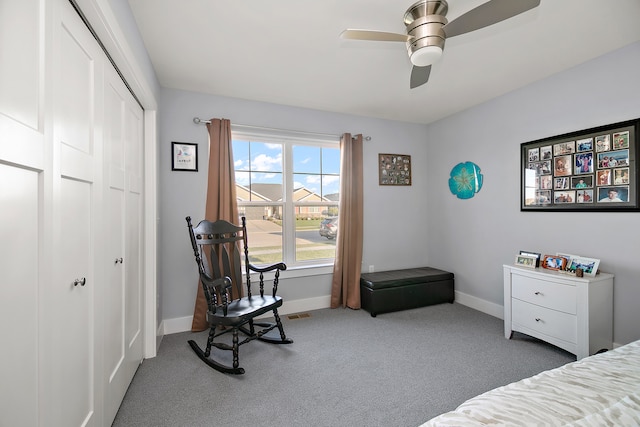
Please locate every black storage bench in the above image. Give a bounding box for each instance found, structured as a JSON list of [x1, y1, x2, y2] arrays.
[[360, 267, 454, 317]]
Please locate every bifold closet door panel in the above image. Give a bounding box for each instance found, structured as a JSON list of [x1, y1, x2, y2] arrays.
[[103, 63, 145, 426], [0, 0, 45, 425], [45, 0, 104, 425]]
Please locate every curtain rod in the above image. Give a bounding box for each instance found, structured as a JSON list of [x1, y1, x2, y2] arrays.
[[193, 117, 371, 141]]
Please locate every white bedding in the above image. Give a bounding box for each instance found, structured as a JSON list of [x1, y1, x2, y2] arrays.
[[421, 340, 640, 426]]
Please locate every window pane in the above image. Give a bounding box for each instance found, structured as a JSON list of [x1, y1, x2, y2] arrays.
[[322, 147, 340, 174], [250, 142, 282, 173], [250, 174, 283, 202], [235, 171, 251, 201], [322, 175, 340, 200], [233, 140, 250, 172], [293, 173, 322, 201], [233, 140, 283, 201], [295, 207, 337, 262], [293, 145, 320, 174], [239, 205, 283, 266]]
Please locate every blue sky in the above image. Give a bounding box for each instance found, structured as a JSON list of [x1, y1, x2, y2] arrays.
[[233, 140, 340, 196]]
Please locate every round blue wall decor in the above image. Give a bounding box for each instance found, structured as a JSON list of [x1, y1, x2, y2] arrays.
[[449, 161, 483, 199]]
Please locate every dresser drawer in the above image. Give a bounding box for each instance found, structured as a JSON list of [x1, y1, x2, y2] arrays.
[[512, 274, 576, 314], [512, 299, 577, 344]]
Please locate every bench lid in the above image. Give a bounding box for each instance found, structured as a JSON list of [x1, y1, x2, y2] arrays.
[[360, 267, 454, 290]]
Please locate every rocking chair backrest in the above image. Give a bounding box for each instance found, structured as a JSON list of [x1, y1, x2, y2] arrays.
[[186, 216, 249, 302]]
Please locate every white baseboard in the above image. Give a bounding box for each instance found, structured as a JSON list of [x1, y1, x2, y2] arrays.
[[162, 316, 194, 335], [454, 290, 504, 320]]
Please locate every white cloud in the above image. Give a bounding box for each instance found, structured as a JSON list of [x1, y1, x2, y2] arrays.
[[251, 153, 282, 171]]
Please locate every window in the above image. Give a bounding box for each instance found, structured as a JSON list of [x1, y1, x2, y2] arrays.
[[232, 129, 340, 269]]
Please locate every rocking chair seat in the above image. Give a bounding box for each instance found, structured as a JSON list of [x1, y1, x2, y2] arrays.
[[206, 295, 283, 326]]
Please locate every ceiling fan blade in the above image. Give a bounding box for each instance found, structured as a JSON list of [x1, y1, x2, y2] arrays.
[[410, 65, 431, 89], [340, 29, 410, 42], [442, 0, 540, 38]]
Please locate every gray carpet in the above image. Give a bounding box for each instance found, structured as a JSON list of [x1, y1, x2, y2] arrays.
[[113, 303, 574, 426]]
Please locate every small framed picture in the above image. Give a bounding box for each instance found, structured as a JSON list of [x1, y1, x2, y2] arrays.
[[612, 131, 629, 150], [574, 152, 593, 174], [554, 155, 572, 176], [566, 257, 600, 277], [519, 251, 541, 267], [554, 190, 575, 204], [596, 169, 611, 186], [576, 189, 594, 203], [534, 190, 551, 205], [576, 138, 593, 152], [515, 254, 537, 268], [597, 186, 629, 203], [172, 141, 198, 172], [595, 134, 610, 152], [554, 141, 575, 156], [542, 255, 567, 271], [613, 168, 630, 185], [554, 177, 569, 190], [571, 175, 592, 189], [555, 253, 576, 270], [598, 150, 629, 168]]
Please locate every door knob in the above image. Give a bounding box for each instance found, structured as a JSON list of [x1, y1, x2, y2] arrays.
[[73, 278, 86, 287], [115, 257, 123, 264]]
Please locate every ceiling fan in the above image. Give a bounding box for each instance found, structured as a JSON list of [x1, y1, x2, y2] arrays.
[[340, 0, 540, 89]]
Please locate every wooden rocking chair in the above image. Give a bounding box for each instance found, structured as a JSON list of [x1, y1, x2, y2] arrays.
[[186, 216, 293, 374]]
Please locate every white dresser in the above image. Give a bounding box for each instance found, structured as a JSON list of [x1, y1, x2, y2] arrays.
[[503, 265, 613, 360]]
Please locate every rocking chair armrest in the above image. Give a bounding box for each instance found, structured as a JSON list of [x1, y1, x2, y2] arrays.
[[247, 262, 287, 274], [202, 275, 233, 292]]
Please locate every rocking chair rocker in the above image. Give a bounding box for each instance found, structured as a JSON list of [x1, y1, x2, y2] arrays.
[[186, 216, 293, 374]]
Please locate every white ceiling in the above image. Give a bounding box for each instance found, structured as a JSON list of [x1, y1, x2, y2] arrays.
[[127, 0, 640, 125]]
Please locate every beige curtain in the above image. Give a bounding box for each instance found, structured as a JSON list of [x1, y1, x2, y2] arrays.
[[191, 118, 239, 331], [330, 133, 364, 309]]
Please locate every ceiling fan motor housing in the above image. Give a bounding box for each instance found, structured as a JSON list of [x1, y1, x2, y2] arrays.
[[404, 0, 449, 66]]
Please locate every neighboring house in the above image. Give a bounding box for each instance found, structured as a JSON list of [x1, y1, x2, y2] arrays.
[[237, 183, 338, 219]]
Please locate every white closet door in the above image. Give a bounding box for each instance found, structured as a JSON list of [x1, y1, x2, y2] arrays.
[[44, 1, 104, 425], [123, 93, 144, 390], [103, 60, 144, 426], [0, 0, 45, 425]]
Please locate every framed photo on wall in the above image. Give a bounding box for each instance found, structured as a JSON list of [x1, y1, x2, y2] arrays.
[[521, 118, 639, 211], [172, 141, 198, 172], [379, 153, 411, 186]]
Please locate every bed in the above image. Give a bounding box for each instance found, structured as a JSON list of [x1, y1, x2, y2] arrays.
[[421, 339, 640, 426]]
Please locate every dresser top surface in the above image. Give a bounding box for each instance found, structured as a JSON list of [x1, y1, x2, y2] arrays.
[[504, 264, 614, 282]]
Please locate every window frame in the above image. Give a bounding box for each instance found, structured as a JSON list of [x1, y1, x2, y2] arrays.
[[232, 126, 340, 274]]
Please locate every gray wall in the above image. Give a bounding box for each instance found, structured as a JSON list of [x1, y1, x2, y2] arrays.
[[158, 88, 429, 322], [426, 41, 640, 346], [157, 39, 640, 345]]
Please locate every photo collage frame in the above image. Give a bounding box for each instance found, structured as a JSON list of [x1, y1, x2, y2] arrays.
[[521, 118, 638, 211], [379, 153, 411, 186]]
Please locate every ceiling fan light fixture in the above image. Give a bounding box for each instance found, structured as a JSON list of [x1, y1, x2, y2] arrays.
[[410, 45, 442, 66]]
